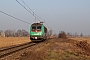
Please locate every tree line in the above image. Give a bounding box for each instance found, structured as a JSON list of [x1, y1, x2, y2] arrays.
[[0, 29, 53, 37], [58, 31, 90, 38], [0, 29, 29, 37]]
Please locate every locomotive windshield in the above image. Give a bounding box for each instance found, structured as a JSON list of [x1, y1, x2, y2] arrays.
[[37, 26, 41, 30], [32, 26, 41, 30], [32, 26, 36, 30]]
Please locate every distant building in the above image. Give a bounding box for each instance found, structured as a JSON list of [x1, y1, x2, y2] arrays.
[[0, 32, 5, 37]]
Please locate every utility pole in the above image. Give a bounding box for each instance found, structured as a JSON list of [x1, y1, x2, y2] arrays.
[[34, 16, 36, 23]]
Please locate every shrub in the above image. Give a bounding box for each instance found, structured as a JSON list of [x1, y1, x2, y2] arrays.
[[58, 31, 67, 39]]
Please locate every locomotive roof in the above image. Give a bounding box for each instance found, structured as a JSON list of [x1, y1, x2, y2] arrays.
[[31, 23, 43, 25], [31, 23, 47, 32]]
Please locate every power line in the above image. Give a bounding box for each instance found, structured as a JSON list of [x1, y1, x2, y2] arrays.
[[0, 0, 55, 35], [16, 0, 41, 22], [0, 11, 31, 24], [22, 0, 34, 16], [16, 0, 33, 16], [21, 0, 51, 28], [21, 0, 43, 22], [21, 0, 51, 29], [16, 0, 46, 22], [16, 0, 54, 32]]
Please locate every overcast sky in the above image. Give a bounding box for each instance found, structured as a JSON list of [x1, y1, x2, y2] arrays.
[[0, 0, 90, 35]]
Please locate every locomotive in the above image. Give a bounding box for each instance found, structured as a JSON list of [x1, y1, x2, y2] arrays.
[[30, 22, 47, 42]]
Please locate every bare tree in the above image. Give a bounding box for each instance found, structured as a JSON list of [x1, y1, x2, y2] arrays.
[[4, 29, 11, 37], [80, 33, 84, 37], [21, 29, 29, 37], [15, 29, 29, 37], [67, 32, 73, 37], [4, 29, 16, 37], [4, 29, 29, 37], [48, 30, 52, 36], [16, 29, 22, 37], [0, 30, 3, 35]]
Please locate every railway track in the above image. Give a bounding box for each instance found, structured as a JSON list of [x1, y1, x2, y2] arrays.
[[0, 42, 37, 58]]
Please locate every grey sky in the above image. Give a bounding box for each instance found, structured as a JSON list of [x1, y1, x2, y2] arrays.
[[0, 0, 90, 35]]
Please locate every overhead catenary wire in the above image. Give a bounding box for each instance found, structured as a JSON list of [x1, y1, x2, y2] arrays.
[[16, 0, 44, 22], [16, 0, 34, 16], [0, 0, 56, 35], [21, 0, 54, 33], [22, 0, 34, 16], [21, 0, 52, 29], [16, 0, 56, 34], [16, 0, 41, 22], [21, 0, 43, 22], [0, 11, 31, 24]]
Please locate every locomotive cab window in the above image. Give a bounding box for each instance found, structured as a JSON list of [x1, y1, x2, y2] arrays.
[[32, 26, 36, 30], [37, 26, 41, 30]]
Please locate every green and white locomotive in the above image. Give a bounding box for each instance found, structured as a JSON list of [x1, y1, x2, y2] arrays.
[[30, 22, 47, 42]]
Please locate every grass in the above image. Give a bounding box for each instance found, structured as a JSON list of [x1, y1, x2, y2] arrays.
[[69, 37, 90, 44], [44, 51, 61, 60], [43, 50, 90, 60], [63, 50, 90, 60], [8, 37, 90, 60], [0, 37, 30, 48]]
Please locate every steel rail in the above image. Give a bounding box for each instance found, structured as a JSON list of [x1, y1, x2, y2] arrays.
[[0, 42, 37, 58]]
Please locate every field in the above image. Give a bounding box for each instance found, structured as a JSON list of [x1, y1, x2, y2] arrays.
[[19, 38, 90, 60], [0, 37, 30, 48], [0, 37, 90, 60], [0, 37, 90, 50], [70, 37, 90, 44]]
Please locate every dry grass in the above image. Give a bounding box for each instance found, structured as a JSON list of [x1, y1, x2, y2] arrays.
[[69, 37, 90, 56], [69, 37, 90, 44], [19, 38, 90, 60], [0, 37, 31, 48]]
